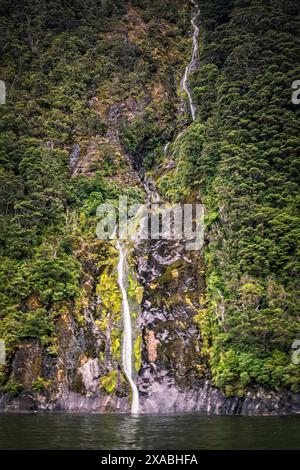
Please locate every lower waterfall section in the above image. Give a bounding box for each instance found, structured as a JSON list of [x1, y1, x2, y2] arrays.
[[116, 240, 140, 414], [0, 0, 298, 418], [133, 3, 202, 412]]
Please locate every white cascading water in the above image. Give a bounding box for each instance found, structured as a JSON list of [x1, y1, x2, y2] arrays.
[[117, 238, 140, 414], [115, 2, 199, 415], [181, 0, 200, 121]]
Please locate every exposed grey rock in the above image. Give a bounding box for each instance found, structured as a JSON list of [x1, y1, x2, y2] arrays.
[[69, 144, 80, 172], [138, 374, 300, 415], [79, 358, 100, 395], [163, 159, 176, 171]]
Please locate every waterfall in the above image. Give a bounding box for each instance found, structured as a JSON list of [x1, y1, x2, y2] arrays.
[[181, 1, 200, 121], [164, 142, 170, 156], [116, 239, 139, 414], [114, 1, 200, 416]]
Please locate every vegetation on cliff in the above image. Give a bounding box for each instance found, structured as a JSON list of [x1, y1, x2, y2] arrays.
[[158, 0, 300, 395], [0, 0, 298, 403], [0, 0, 190, 398]]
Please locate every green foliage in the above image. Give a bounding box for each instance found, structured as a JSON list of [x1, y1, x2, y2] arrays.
[[0, 0, 153, 368], [134, 335, 142, 373], [0, 0, 191, 397], [156, 0, 300, 394], [198, 0, 300, 393], [100, 369, 118, 394], [210, 348, 300, 395], [3, 378, 23, 397], [120, 109, 168, 169], [157, 123, 205, 201], [2, 0, 298, 400], [32, 376, 52, 393]]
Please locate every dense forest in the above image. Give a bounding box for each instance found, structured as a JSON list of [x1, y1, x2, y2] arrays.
[[0, 0, 299, 411], [158, 0, 300, 395]]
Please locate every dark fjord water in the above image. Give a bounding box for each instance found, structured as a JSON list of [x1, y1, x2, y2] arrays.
[[0, 413, 299, 450]]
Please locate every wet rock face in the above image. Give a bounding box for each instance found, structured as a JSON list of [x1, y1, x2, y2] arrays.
[[46, 302, 132, 412], [135, 232, 205, 408], [0, 301, 299, 414], [146, 330, 159, 362], [69, 144, 80, 172], [139, 376, 300, 415], [79, 358, 100, 395], [8, 339, 45, 409], [0, 294, 131, 412], [134, 234, 300, 415], [0, 1, 298, 417], [12, 340, 43, 390]]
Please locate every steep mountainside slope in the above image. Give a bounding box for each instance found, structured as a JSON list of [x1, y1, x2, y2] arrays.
[[155, 0, 300, 411], [0, 0, 299, 414], [0, 0, 193, 411]]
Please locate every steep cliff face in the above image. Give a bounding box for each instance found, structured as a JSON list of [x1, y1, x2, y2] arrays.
[[0, 0, 299, 414], [0, 0, 203, 412], [149, 0, 300, 412]]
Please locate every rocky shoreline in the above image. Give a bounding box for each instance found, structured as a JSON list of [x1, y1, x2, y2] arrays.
[[1, 381, 299, 415]]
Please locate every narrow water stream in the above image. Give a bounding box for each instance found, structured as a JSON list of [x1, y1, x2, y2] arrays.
[[116, 239, 140, 414], [116, 1, 200, 414], [181, 0, 200, 121]]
